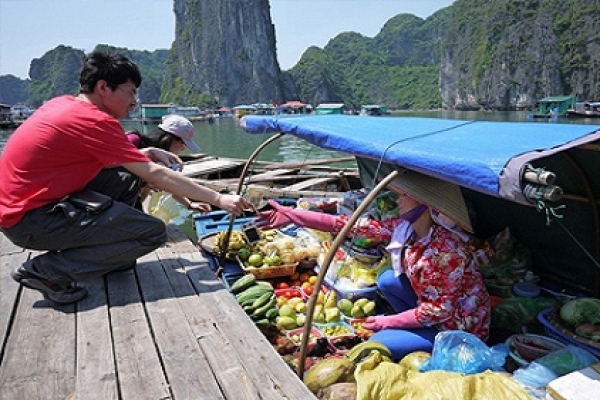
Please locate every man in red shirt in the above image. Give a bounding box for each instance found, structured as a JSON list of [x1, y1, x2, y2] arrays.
[[0, 51, 249, 304]]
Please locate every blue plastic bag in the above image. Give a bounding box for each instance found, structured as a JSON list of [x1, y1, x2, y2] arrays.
[[512, 345, 599, 387], [420, 330, 508, 374]]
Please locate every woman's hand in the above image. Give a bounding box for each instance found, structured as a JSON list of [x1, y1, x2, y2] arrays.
[[255, 200, 293, 228], [363, 310, 420, 331]]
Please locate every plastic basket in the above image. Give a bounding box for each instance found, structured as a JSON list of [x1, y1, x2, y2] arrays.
[[322, 275, 380, 302], [238, 257, 297, 279], [193, 212, 254, 238], [537, 308, 600, 358], [314, 321, 354, 338]]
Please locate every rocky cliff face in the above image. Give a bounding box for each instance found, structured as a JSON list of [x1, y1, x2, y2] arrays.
[[168, 0, 287, 106], [440, 0, 600, 110]]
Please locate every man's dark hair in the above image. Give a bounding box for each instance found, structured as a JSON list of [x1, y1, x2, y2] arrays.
[[79, 51, 142, 94]]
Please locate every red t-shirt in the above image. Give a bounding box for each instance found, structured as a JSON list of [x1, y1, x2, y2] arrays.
[[0, 95, 149, 228]]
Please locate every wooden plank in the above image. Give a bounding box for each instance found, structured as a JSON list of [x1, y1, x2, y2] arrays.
[[181, 158, 245, 178], [75, 277, 117, 400], [262, 156, 356, 169], [0, 235, 23, 255], [0, 252, 77, 399], [242, 168, 297, 183], [282, 176, 337, 191], [156, 231, 264, 399], [134, 251, 225, 400], [105, 269, 171, 400], [191, 178, 346, 199], [162, 228, 316, 399]]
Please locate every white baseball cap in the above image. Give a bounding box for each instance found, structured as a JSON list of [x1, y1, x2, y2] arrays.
[[158, 114, 202, 152]]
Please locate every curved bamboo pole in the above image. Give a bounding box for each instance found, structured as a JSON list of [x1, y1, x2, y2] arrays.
[[296, 170, 400, 377], [218, 133, 284, 265]]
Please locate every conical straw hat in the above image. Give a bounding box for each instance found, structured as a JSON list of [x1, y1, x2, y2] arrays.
[[389, 168, 473, 233]]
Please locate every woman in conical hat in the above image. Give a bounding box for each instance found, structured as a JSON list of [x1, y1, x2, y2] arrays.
[[256, 168, 492, 360]]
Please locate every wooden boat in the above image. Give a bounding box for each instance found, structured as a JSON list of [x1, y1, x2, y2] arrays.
[[180, 153, 362, 199], [360, 104, 388, 116], [568, 101, 600, 118], [242, 114, 600, 298]]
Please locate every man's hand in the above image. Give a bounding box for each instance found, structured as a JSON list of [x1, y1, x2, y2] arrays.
[[141, 147, 182, 169]]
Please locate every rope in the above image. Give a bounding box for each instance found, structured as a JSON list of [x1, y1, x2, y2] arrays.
[[534, 200, 600, 270], [370, 120, 478, 186]]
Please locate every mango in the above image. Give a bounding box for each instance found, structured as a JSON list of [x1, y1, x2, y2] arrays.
[[354, 298, 369, 308], [276, 316, 298, 330], [294, 302, 307, 313], [338, 299, 353, 315], [279, 304, 297, 319], [362, 300, 376, 316], [351, 304, 365, 318]]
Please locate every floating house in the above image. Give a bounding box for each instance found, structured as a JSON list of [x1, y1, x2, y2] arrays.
[[315, 103, 345, 115], [232, 104, 257, 118], [140, 104, 176, 123], [276, 101, 310, 114], [530, 96, 577, 118]]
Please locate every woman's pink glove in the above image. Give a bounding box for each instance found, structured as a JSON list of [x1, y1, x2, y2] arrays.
[[362, 310, 421, 331], [255, 200, 337, 231]]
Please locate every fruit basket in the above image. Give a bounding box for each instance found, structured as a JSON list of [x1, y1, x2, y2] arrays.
[[237, 256, 298, 279], [286, 327, 323, 345], [314, 321, 354, 338]]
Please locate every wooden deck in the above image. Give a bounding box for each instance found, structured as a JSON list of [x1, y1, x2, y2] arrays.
[[0, 226, 316, 400]]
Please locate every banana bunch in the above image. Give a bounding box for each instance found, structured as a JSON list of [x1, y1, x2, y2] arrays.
[[344, 341, 392, 364], [213, 230, 247, 253]]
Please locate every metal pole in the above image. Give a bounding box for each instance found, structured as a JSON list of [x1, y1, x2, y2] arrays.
[[218, 133, 284, 266], [296, 170, 400, 377]]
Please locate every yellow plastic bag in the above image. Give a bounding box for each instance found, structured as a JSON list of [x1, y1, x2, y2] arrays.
[[355, 351, 531, 400], [147, 191, 181, 223]]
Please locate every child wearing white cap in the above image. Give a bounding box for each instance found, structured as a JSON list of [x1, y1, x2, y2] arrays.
[[155, 114, 202, 153]]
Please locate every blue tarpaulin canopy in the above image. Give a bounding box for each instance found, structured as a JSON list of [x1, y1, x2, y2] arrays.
[[241, 114, 600, 295], [241, 114, 600, 205]]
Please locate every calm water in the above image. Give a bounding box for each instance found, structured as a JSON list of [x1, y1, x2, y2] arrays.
[[3, 110, 600, 158], [3, 110, 599, 243]]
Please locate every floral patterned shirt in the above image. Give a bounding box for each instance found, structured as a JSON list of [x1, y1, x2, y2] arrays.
[[403, 224, 491, 340], [332, 213, 491, 340]]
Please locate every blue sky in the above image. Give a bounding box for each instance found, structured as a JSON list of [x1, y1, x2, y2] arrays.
[[0, 0, 454, 79]]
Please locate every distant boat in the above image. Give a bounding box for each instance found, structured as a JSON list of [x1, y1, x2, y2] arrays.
[[527, 95, 577, 119], [360, 104, 387, 116], [10, 104, 35, 120], [567, 101, 600, 118], [0, 103, 17, 128]]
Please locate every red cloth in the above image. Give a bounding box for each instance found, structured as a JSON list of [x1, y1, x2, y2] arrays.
[[0, 96, 149, 228], [255, 200, 337, 231]]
